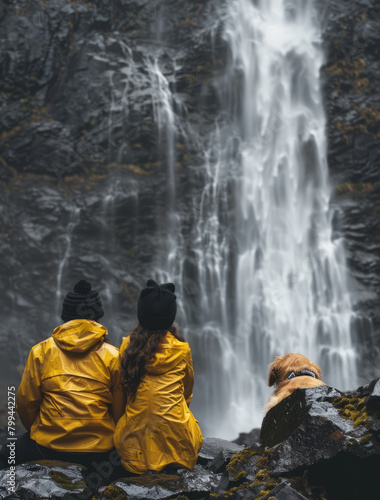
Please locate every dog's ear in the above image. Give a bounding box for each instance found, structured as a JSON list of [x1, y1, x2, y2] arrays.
[[268, 357, 281, 386]]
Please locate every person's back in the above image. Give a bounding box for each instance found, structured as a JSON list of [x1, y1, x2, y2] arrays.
[[114, 279, 203, 474], [18, 318, 120, 452], [1, 279, 123, 469]]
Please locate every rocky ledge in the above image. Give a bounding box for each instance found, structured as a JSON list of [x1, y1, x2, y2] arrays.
[[1, 379, 379, 500]]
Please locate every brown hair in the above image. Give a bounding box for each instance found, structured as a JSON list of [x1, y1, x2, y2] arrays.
[[121, 324, 185, 403]]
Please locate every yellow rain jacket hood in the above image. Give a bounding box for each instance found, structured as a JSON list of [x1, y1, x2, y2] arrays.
[[114, 332, 203, 474], [16, 319, 122, 452]]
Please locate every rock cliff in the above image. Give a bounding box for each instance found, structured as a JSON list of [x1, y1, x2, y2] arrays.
[[321, 0, 380, 381]]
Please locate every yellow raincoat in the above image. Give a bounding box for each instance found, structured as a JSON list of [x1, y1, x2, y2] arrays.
[[16, 319, 123, 452], [114, 332, 203, 474]]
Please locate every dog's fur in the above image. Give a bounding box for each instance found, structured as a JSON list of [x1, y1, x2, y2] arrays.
[[265, 353, 325, 413]]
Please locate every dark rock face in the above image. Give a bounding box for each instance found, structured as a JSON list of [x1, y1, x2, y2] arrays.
[[0, 0, 225, 416], [321, 0, 380, 381]]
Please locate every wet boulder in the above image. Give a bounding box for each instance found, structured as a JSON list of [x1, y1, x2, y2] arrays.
[[215, 381, 380, 499], [0, 460, 89, 499], [260, 383, 380, 499], [261, 482, 309, 500], [98, 465, 221, 499], [197, 437, 243, 467], [216, 481, 309, 500], [358, 377, 380, 411], [233, 428, 261, 447], [213, 444, 283, 499], [260, 384, 380, 472]]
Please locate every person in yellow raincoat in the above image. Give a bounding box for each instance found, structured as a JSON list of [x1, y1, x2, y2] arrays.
[[0, 280, 124, 470], [114, 279, 203, 474]]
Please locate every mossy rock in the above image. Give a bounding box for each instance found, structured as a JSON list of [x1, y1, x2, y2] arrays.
[[101, 484, 127, 500], [226, 444, 261, 481], [49, 470, 86, 491], [333, 395, 373, 429], [99, 466, 220, 499], [0, 461, 89, 499], [215, 447, 280, 498]]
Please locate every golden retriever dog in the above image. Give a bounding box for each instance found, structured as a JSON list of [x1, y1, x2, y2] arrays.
[[265, 353, 325, 413]]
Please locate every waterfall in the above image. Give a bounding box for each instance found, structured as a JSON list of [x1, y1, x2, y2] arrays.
[[56, 206, 81, 317], [216, 0, 357, 437], [155, 0, 358, 439]]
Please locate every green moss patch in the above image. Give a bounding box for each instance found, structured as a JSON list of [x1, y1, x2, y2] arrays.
[[360, 434, 372, 444], [216, 447, 280, 498], [333, 396, 372, 429], [226, 445, 257, 479], [101, 485, 127, 500], [49, 470, 86, 491]]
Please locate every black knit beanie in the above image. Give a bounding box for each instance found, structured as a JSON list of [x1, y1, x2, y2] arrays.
[[137, 279, 177, 330], [61, 280, 104, 322]]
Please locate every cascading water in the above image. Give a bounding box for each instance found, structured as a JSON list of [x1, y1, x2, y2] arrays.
[[155, 0, 358, 439], [56, 206, 80, 316], [217, 0, 358, 437], [147, 56, 189, 275]]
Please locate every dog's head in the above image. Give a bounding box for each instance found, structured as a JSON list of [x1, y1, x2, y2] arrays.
[[268, 353, 323, 387]]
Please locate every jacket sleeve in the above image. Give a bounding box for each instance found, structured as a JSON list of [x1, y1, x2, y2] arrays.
[[16, 347, 43, 431], [110, 354, 125, 424], [183, 347, 195, 407]]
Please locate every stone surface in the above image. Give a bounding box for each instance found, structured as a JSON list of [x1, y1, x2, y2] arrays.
[[0, 461, 88, 500], [198, 437, 243, 466], [262, 482, 308, 500], [1, 381, 380, 500], [260, 385, 345, 449], [233, 428, 261, 447], [260, 383, 380, 499], [321, 0, 380, 381], [208, 381, 380, 499], [99, 465, 221, 499], [223, 444, 261, 483], [261, 385, 380, 474], [365, 378, 380, 411]]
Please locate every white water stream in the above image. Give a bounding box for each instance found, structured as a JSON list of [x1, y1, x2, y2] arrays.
[[157, 0, 358, 438], [56, 206, 81, 315]]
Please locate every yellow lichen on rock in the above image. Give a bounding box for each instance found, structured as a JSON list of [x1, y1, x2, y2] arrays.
[[333, 396, 372, 429], [49, 470, 86, 491], [100, 485, 126, 500], [226, 446, 257, 478]]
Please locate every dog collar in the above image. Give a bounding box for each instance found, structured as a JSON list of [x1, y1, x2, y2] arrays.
[[286, 369, 317, 381]]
